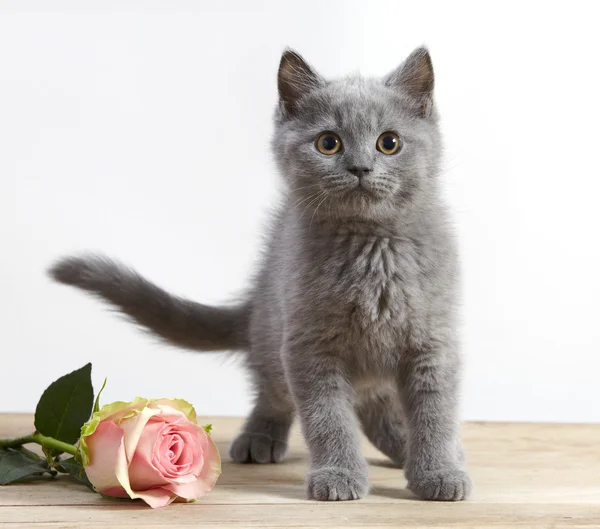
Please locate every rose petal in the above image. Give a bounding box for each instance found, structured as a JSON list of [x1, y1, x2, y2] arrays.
[[119, 406, 161, 462], [127, 420, 169, 490], [84, 420, 124, 492], [114, 432, 133, 494], [130, 487, 177, 509], [164, 479, 207, 500], [148, 399, 198, 423], [95, 397, 149, 423], [164, 422, 206, 477], [113, 433, 174, 508], [99, 486, 129, 498], [166, 431, 195, 474], [165, 430, 221, 500], [169, 473, 197, 484], [173, 434, 193, 467], [149, 404, 190, 422], [197, 431, 221, 491], [157, 433, 186, 474], [165, 434, 183, 463], [152, 428, 196, 479]]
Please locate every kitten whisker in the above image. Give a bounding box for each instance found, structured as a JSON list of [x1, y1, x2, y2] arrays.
[[293, 191, 323, 208], [296, 191, 328, 224], [289, 183, 323, 193], [309, 192, 330, 232]]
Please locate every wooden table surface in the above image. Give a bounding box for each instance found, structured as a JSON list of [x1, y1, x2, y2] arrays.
[[1, 414, 599, 528]]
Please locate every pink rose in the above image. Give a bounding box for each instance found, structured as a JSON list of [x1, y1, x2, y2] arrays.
[[79, 397, 221, 508]]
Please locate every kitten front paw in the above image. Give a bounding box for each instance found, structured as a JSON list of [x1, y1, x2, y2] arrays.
[[406, 467, 472, 501], [307, 466, 369, 501], [229, 432, 288, 464]]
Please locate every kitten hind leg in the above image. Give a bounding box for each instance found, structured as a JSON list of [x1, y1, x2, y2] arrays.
[[356, 388, 407, 467], [230, 396, 294, 464]]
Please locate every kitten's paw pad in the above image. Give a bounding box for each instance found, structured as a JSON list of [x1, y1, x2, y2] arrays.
[[307, 467, 369, 501], [407, 468, 472, 501], [229, 432, 287, 464]]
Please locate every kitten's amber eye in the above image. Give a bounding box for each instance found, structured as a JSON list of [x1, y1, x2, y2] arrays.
[[377, 132, 402, 155], [316, 132, 342, 155]]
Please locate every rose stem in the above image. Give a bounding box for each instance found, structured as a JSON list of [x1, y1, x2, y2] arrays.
[[0, 433, 77, 456]]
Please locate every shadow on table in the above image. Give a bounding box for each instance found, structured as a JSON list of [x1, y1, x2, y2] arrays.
[[370, 486, 418, 501]]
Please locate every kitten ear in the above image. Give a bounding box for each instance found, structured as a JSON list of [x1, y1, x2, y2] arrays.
[[278, 49, 323, 117], [385, 47, 435, 117]]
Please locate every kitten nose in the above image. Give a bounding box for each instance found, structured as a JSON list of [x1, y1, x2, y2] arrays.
[[347, 167, 372, 178]]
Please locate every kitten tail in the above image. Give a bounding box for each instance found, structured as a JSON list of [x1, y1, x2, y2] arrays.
[[49, 255, 250, 351]]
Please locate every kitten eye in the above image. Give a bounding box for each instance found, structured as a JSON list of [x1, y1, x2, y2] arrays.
[[316, 132, 342, 155], [377, 132, 402, 155]]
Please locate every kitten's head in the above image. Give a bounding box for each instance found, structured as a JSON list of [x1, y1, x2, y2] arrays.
[[271, 47, 442, 221]]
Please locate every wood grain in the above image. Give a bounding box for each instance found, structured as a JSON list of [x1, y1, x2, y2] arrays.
[[1, 414, 599, 528]]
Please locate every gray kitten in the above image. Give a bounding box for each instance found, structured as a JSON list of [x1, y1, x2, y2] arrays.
[[50, 47, 471, 502]]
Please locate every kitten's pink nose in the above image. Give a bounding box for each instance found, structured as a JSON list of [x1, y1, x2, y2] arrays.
[[347, 167, 372, 178]]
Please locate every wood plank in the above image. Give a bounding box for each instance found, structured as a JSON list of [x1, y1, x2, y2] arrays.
[[1, 503, 599, 527], [1, 414, 599, 528]]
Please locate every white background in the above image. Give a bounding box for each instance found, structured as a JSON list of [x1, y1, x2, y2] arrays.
[[2, 1, 599, 422]]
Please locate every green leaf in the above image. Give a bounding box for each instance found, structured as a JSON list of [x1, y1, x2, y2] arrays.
[[57, 457, 95, 491], [0, 448, 51, 485], [34, 363, 94, 446], [15, 445, 43, 462], [202, 424, 213, 434], [93, 378, 107, 414]]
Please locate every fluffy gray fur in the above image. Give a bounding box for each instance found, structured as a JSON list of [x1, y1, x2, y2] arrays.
[[49, 47, 471, 502]]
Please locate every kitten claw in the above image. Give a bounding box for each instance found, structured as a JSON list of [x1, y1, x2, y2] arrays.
[[307, 466, 370, 501], [229, 432, 288, 464], [406, 468, 472, 501]]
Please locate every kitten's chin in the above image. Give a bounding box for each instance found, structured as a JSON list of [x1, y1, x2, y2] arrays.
[[327, 185, 383, 202], [340, 186, 393, 207], [323, 190, 398, 221]]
